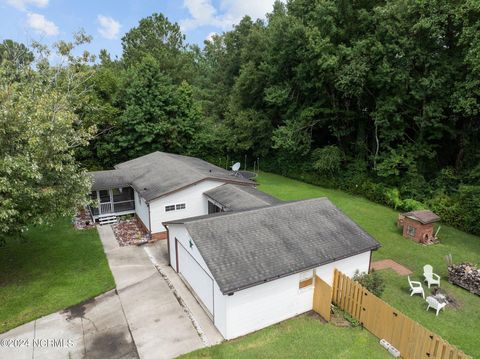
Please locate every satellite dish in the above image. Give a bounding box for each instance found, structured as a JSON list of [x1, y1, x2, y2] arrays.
[[232, 162, 241, 172]]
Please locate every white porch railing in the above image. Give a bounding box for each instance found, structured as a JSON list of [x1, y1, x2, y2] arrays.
[[89, 200, 135, 218], [100, 202, 113, 214]]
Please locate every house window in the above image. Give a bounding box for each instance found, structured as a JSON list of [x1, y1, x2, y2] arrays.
[[165, 205, 175, 212], [299, 278, 313, 289], [407, 225, 416, 237], [208, 201, 222, 214], [176, 203, 186, 210]]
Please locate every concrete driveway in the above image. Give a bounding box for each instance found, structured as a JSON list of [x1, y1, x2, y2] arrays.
[[96, 225, 211, 359], [0, 290, 137, 359], [1, 225, 222, 359]]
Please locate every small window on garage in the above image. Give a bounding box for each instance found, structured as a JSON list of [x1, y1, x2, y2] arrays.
[[299, 270, 313, 289], [407, 225, 416, 237], [299, 278, 313, 289], [165, 205, 175, 212], [176, 203, 186, 210]]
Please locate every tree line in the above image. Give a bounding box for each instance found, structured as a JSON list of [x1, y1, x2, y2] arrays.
[[1, 0, 480, 238]]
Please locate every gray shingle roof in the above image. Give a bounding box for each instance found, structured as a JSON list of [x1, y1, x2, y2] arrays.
[[173, 198, 380, 294], [89, 170, 129, 191], [402, 210, 440, 224], [89, 152, 253, 201], [204, 184, 281, 211]]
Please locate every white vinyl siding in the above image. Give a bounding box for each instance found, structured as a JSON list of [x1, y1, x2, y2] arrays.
[[224, 251, 371, 339], [177, 242, 214, 315], [168, 224, 227, 335], [134, 190, 150, 230], [167, 223, 372, 341], [149, 180, 224, 233]]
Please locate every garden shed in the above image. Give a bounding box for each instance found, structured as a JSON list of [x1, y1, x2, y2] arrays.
[[398, 210, 440, 244]]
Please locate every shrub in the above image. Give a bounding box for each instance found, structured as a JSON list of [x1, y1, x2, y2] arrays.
[[361, 181, 387, 205], [428, 192, 461, 228], [400, 198, 425, 211], [340, 159, 368, 186], [457, 185, 480, 235], [353, 269, 385, 297], [311, 145, 343, 176], [384, 187, 402, 209]]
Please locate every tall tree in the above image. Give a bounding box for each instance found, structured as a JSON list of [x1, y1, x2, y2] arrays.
[[0, 35, 96, 239], [121, 13, 195, 83], [97, 55, 202, 161]]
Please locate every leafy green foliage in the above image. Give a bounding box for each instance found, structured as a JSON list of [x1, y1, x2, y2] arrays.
[[62, 2, 480, 236], [0, 39, 33, 68], [0, 35, 95, 240], [96, 55, 202, 162], [312, 146, 343, 176], [457, 186, 480, 234], [353, 270, 386, 298]]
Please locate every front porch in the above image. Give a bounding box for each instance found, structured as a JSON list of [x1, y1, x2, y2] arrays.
[[89, 187, 136, 220]]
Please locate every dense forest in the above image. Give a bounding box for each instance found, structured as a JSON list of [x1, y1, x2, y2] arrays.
[[1, 0, 480, 238]]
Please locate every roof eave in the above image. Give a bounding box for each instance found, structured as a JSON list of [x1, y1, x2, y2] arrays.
[[405, 215, 440, 225], [219, 243, 381, 295], [144, 176, 255, 203]]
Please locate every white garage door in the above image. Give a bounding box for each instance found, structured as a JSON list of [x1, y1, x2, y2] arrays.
[[177, 241, 214, 315]]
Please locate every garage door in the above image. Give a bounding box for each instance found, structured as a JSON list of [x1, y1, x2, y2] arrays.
[[177, 241, 214, 315]]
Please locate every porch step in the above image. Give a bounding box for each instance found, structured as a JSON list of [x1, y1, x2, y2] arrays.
[[98, 215, 118, 225]]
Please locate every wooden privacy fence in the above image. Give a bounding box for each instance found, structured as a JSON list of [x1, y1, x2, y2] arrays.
[[313, 275, 332, 321], [329, 269, 471, 359]]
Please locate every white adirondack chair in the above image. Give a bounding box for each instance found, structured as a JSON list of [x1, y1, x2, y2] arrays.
[[408, 276, 425, 298], [423, 265, 441, 288], [426, 296, 447, 316]]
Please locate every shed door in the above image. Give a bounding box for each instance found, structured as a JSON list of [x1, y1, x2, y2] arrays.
[[177, 241, 214, 315]]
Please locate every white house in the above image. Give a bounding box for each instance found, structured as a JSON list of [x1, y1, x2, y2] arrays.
[[164, 198, 380, 340], [89, 152, 380, 340], [88, 152, 257, 239]]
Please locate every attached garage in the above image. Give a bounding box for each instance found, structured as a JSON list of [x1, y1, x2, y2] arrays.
[[176, 240, 214, 315], [165, 198, 380, 340]]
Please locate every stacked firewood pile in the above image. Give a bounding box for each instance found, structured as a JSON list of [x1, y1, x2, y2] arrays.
[[447, 262, 480, 295]]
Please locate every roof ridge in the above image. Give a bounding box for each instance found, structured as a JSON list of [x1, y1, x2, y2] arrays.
[[164, 152, 207, 178], [183, 197, 329, 224], [230, 185, 271, 205]]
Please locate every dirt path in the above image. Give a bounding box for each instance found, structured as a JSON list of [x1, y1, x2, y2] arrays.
[[370, 259, 412, 276]]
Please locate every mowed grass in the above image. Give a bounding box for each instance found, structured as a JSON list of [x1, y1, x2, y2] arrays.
[[255, 172, 480, 357], [182, 314, 389, 359], [0, 219, 115, 333]]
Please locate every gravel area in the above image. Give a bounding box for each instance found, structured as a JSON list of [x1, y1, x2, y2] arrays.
[[73, 208, 95, 230], [112, 217, 150, 246]]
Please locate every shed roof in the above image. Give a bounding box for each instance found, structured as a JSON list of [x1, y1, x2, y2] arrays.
[[89, 152, 253, 201], [402, 210, 440, 224], [168, 198, 380, 294], [204, 184, 281, 211]]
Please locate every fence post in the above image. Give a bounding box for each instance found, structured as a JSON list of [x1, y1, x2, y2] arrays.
[[330, 270, 472, 359]]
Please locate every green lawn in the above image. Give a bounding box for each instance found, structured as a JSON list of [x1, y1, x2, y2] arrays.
[[182, 314, 389, 359], [184, 171, 479, 358], [0, 219, 115, 333], [256, 172, 480, 358]]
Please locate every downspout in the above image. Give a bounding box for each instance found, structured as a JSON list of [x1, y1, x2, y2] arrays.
[[147, 202, 152, 240], [166, 226, 171, 266], [368, 251, 373, 273]]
